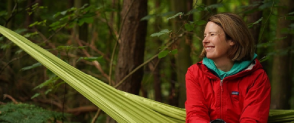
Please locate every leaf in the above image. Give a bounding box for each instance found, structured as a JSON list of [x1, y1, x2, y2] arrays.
[[21, 62, 42, 71], [259, 1, 274, 10], [166, 12, 183, 21], [33, 76, 59, 90], [150, 29, 171, 37], [54, 81, 66, 89], [45, 89, 52, 95], [31, 93, 40, 99], [248, 17, 263, 28], [184, 23, 194, 31], [60, 10, 67, 15], [15, 49, 23, 55], [49, 21, 60, 27], [158, 50, 169, 58], [76, 56, 103, 62], [14, 28, 27, 34], [159, 11, 176, 17], [56, 45, 75, 51], [171, 49, 178, 55], [78, 17, 94, 25], [141, 14, 156, 21], [186, 8, 204, 15], [0, 43, 11, 50], [289, 11, 294, 15]]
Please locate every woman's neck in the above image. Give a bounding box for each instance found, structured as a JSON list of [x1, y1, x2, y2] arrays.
[[213, 58, 234, 72]]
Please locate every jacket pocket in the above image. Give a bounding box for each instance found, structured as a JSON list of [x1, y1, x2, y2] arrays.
[[231, 91, 239, 101]]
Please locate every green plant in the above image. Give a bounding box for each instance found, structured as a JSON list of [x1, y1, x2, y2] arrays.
[[0, 103, 67, 123]]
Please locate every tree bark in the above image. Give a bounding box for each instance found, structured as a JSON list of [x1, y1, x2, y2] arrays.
[[271, 0, 294, 109], [115, 0, 147, 94], [107, 0, 147, 122]]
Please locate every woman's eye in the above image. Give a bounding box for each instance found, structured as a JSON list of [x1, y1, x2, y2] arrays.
[[210, 34, 214, 36]]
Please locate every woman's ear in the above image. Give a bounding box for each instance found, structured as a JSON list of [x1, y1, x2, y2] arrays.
[[228, 40, 235, 46]]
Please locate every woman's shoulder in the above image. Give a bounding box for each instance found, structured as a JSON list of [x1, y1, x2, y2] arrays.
[[186, 61, 212, 78]]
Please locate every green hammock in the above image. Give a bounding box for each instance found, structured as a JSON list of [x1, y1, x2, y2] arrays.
[[0, 25, 293, 123]]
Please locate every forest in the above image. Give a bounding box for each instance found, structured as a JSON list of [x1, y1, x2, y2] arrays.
[[0, 0, 294, 122]]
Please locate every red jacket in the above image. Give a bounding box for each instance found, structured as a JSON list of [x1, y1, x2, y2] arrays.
[[185, 59, 271, 123]]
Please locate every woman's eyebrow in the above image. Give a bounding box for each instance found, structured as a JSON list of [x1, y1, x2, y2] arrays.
[[204, 32, 218, 35]]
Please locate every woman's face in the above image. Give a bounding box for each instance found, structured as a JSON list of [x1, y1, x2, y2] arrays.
[[203, 22, 234, 61]]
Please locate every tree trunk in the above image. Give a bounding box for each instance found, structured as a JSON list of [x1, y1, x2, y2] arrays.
[[109, 0, 147, 122], [258, 3, 271, 75], [247, 0, 263, 45], [115, 0, 147, 94], [171, 0, 193, 108], [152, 0, 163, 102], [271, 0, 294, 109]]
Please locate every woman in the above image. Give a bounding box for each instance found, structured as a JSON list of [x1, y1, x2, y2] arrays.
[[185, 13, 271, 123]]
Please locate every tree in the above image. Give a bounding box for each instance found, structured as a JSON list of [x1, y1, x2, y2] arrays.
[[271, 0, 294, 109], [247, 0, 263, 45], [115, 0, 147, 95], [171, 0, 193, 108]]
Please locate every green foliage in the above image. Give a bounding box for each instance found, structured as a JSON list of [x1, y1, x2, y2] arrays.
[[20, 62, 42, 71], [166, 12, 183, 21], [29, 20, 47, 27], [248, 17, 263, 28], [158, 50, 169, 58], [45, 4, 96, 30], [26, 3, 47, 15], [77, 56, 104, 62], [150, 29, 171, 37], [0, 103, 67, 123], [158, 49, 178, 59], [141, 11, 176, 21]]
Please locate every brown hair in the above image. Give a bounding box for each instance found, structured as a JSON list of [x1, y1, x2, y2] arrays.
[[200, 13, 255, 61]]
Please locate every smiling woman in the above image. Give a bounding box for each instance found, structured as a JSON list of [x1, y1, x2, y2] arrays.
[[185, 13, 271, 123]]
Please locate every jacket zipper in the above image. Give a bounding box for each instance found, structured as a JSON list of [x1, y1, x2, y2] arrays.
[[220, 79, 223, 119]]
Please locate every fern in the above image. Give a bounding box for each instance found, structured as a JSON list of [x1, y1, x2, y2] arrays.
[[0, 103, 68, 123]]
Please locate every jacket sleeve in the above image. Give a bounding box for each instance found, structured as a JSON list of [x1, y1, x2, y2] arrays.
[[185, 66, 210, 123], [240, 70, 271, 123]]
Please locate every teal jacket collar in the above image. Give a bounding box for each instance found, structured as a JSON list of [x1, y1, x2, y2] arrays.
[[203, 54, 257, 80]]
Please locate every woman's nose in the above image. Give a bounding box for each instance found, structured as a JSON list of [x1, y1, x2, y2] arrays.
[[202, 37, 208, 43]]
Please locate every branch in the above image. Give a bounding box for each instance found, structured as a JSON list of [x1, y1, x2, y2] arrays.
[[115, 33, 185, 88], [76, 38, 114, 84], [91, 109, 101, 123], [80, 40, 110, 62], [3, 94, 18, 104], [66, 106, 98, 115]]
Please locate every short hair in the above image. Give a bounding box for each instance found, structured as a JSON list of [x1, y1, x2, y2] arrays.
[[200, 13, 255, 61]]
